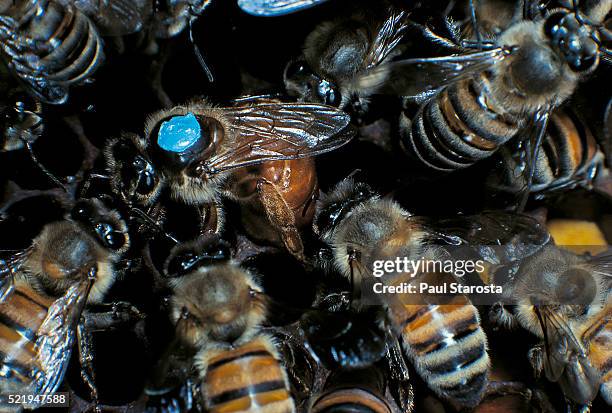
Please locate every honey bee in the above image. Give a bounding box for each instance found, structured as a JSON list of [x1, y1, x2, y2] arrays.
[[313, 178, 491, 409], [0, 198, 130, 409], [156, 236, 296, 413], [104, 98, 353, 257], [310, 366, 401, 413], [0, 0, 146, 105], [238, 0, 331, 16], [489, 108, 606, 197], [391, 0, 612, 203], [283, 5, 409, 117], [490, 244, 612, 410]]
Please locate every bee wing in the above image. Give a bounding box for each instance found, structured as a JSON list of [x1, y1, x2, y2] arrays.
[[355, 46, 513, 99], [361, 8, 410, 70], [536, 307, 586, 381], [0, 248, 33, 301], [72, 0, 152, 35], [536, 306, 602, 403], [237, 0, 330, 16], [203, 103, 354, 174], [31, 279, 92, 399]]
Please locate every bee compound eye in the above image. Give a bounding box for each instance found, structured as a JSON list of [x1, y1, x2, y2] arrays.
[[285, 60, 310, 79], [544, 12, 566, 39], [71, 201, 94, 223], [556, 268, 596, 305], [166, 252, 198, 278], [95, 222, 126, 250]]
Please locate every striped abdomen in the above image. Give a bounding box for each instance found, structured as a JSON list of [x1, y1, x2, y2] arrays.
[[311, 368, 392, 413], [0, 283, 53, 394], [202, 337, 295, 413], [1, 0, 104, 103], [586, 311, 612, 405], [496, 109, 603, 194], [402, 74, 519, 172], [397, 296, 490, 408]]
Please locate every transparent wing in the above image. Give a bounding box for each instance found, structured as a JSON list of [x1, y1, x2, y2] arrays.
[[362, 8, 409, 69], [31, 279, 92, 399], [535, 306, 585, 382], [237, 0, 330, 16], [0, 248, 32, 301], [203, 103, 354, 174], [356, 46, 513, 98], [72, 0, 152, 35]]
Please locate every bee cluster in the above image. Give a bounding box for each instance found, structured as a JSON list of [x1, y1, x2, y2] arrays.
[[0, 0, 611, 412]]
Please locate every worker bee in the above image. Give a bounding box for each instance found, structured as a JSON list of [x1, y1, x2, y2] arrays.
[[490, 244, 612, 410], [0, 197, 130, 409], [104, 98, 353, 257], [238, 0, 331, 16], [153, 236, 296, 413], [313, 177, 491, 409], [393, 0, 612, 203], [0, 0, 153, 104], [283, 4, 410, 117]]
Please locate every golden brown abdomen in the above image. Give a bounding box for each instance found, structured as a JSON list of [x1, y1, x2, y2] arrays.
[[589, 316, 612, 405], [203, 339, 295, 413], [398, 297, 490, 408], [0, 284, 53, 393]]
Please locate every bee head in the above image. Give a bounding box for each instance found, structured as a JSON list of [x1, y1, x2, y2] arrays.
[[70, 198, 130, 255], [314, 177, 377, 236], [164, 235, 231, 279], [148, 111, 224, 175], [544, 9, 600, 73], [105, 136, 162, 206], [171, 260, 266, 348], [284, 59, 341, 107]]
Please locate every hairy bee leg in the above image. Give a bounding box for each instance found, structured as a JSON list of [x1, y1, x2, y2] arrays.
[[489, 302, 517, 329], [256, 178, 305, 260], [77, 321, 101, 412], [527, 344, 545, 378]]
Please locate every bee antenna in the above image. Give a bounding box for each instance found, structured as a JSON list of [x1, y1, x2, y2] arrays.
[[468, 0, 483, 50], [23, 140, 68, 192], [188, 10, 214, 83], [129, 206, 179, 244]]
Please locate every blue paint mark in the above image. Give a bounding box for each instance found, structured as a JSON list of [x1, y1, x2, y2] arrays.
[[157, 113, 201, 153]]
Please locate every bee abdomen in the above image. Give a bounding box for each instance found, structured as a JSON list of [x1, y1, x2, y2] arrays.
[[4, 1, 104, 103], [0, 285, 52, 390], [311, 388, 392, 413], [402, 77, 519, 172], [510, 110, 602, 193], [203, 339, 295, 413], [589, 318, 612, 405], [401, 302, 490, 408]]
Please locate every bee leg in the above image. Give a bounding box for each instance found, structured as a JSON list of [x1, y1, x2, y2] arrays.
[[82, 302, 145, 332], [484, 381, 556, 413], [384, 336, 414, 413], [149, 42, 173, 107], [77, 321, 101, 412], [63, 115, 99, 180], [256, 178, 304, 260], [527, 344, 545, 378], [488, 302, 517, 329]]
